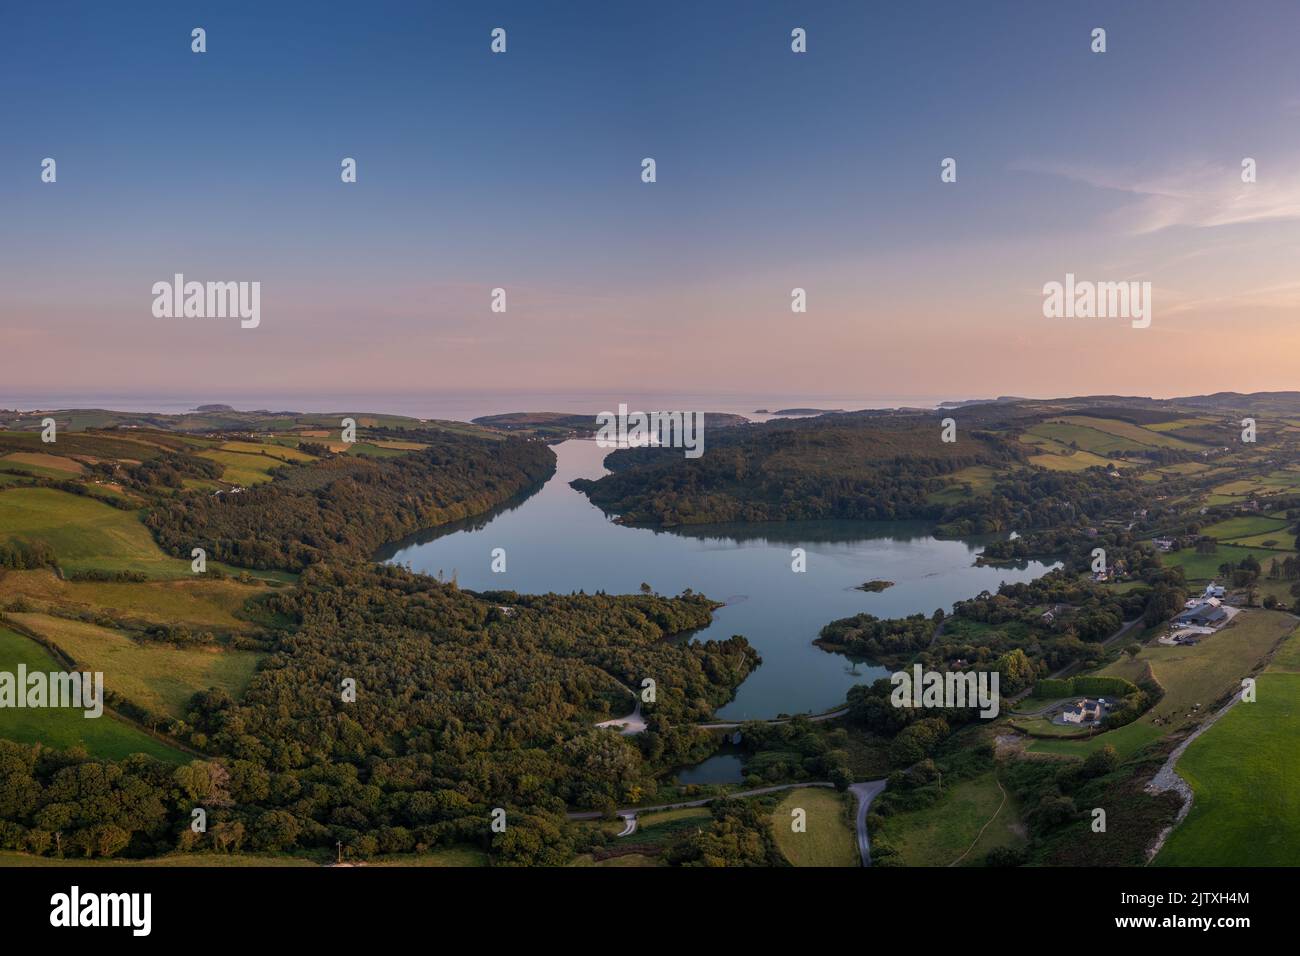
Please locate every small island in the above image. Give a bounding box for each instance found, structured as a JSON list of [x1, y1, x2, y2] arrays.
[[855, 579, 895, 592]]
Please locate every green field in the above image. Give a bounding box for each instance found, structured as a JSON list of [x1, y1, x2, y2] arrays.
[[1200, 515, 1289, 540], [1026, 417, 1200, 456], [197, 449, 287, 486], [1027, 449, 1118, 472], [218, 441, 316, 463], [345, 442, 412, 459], [1160, 543, 1279, 581], [1156, 628, 1300, 866], [1027, 719, 1163, 760], [874, 772, 1024, 866], [1030, 611, 1295, 760], [0, 628, 187, 763], [1, 569, 275, 632], [8, 612, 262, 719], [1225, 531, 1294, 550], [0, 487, 191, 578], [771, 787, 858, 867]]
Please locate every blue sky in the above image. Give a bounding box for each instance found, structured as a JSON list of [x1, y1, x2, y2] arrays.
[[4, 1, 1300, 400]]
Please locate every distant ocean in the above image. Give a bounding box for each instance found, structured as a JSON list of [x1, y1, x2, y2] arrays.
[[0, 391, 967, 424]]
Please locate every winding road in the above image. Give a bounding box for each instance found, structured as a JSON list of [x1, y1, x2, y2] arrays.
[[570, 777, 889, 867], [848, 780, 887, 866]]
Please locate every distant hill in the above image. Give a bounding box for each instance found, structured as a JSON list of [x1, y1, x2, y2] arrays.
[[472, 410, 750, 438]]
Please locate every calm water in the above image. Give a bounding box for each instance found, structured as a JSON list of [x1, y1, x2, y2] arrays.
[[676, 753, 745, 786], [381, 440, 1057, 721]]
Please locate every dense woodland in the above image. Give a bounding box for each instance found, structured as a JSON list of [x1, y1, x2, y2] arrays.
[[4, 394, 1297, 866], [146, 433, 554, 570], [572, 413, 1148, 536], [0, 563, 758, 863], [573, 415, 1021, 526]]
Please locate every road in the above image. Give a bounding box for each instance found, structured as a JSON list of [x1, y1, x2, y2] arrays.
[[566, 781, 836, 821], [695, 706, 849, 731], [596, 703, 851, 735], [849, 780, 887, 867], [572, 779, 890, 868]]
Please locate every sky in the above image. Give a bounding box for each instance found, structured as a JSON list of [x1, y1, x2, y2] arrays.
[[5, 0, 1300, 406]]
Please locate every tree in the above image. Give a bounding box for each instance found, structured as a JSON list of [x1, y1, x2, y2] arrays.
[[1082, 744, 1119, 778]]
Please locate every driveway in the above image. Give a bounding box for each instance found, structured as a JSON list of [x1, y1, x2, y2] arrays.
[[849, 780, 888, 866]]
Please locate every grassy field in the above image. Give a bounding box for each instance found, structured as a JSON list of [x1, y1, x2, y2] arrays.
[[1160, 543, 1279, 581], [1027, 719, 1164, 760], [1025, 417, 1199, 456], [1027, 449, 1117, 472], [1121, 611, 1293, 722], [928, 465, 1002, 503], [0, 628, 187, 763], [0, 487, 191, 578], [771, 787, 857, 867], [874, 772, 1024, 866], [1029, 611, 1295, 760], [1156, 627, 1300, 866], [1055, 416, 1201, 450], [8, 613, 262, 719], [344, 442, 412, 459], [197, 449, 287, 486], [218, 441, 316, 463], [1200, 515, 1290, 540], [0, 569, 274, 632], [0, 452, 84, 476]]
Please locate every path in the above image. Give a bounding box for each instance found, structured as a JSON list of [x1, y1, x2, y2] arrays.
[[595, 699, 645, 735], [848, 780, 887, 867], [566, 781, 835, 821], [1144, 685, 1246, 861], [948, 775, 1007, 867]]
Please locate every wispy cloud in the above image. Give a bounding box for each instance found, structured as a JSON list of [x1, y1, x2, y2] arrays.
[[1015, 158, 1300, 234]]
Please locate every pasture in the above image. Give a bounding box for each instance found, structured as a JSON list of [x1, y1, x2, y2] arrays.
[[1030, 611, 1294, 761], [0, 487, 192, 578], [873, 772, 1024, 866], [771, 787, 858, 867], [0, 627, 187, 763], [1156, 626, 1300, 866], [7, 613, 262, 719], [0, 569, 274, 632]]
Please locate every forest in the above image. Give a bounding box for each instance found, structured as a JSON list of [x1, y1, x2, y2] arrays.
[[0, 562, 759, 864], [146, 432, 555, 570]]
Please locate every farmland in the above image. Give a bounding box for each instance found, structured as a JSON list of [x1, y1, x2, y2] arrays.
[[1029, 611, 1295, 761], [1156, 625, 1300, 866], [873, 772, 1024, 867], [6, 612, 262, 720], [0, 487, 192, 578], [0, 627, 187, 763], [771, 787, 857, 867]]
